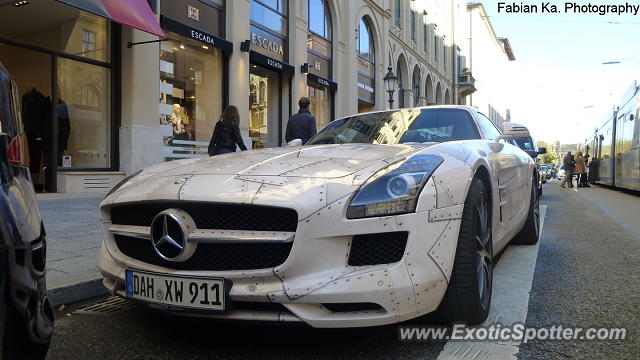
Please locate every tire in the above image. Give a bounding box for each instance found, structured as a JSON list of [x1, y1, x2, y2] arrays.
[[1, 292, 51, 360], [511, 177, 540, 245], [1, 261, 52, 360], [435, 178, 493, 325]]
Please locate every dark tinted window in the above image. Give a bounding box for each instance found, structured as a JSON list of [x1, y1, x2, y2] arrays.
[[308, 108, 480, 145], [514, 137, 536, 151], [476, 112, 501, 140]]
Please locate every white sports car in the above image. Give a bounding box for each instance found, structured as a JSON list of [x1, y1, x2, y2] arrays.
[[98, 106, 540, 327]]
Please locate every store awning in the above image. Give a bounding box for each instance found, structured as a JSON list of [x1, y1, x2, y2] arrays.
[[56, 0, 165, 37]]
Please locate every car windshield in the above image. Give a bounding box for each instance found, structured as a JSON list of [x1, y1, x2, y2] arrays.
[[307, 108, 481, 145], [514, 137, 535, 151]]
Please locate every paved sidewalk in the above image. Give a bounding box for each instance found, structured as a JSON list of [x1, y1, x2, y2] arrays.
[[38, 193, 107, 305]]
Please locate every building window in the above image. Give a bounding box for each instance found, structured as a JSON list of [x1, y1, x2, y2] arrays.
[[308, 0, 330, 38], [423, 11, 428, 52], [456, 46, 461, 74], [82, 30, 95, 55], [250, 0, 288, 37], [396, 61, 403, 108], [357, 18, 375, 112], [411, 10, 416, 41], [307, 0, 333, 129], [442, 35, 446, 70], [394, 0, 401, 26], [433, 26, 438, 63]]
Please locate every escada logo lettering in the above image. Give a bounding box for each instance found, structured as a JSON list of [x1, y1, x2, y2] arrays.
[[267, 58, 283, 70], [190, 30, 215, 46]]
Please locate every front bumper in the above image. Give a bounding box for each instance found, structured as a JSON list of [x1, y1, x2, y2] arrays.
[[98, 181, 464, 328]]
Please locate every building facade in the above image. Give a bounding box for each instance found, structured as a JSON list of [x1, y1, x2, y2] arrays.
[[0, 0, 512, 193], [464, 3, 515, 127]]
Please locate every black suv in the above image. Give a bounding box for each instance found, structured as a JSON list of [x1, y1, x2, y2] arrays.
[[513, 136, 547, 196], [0, 62, 53, 359]]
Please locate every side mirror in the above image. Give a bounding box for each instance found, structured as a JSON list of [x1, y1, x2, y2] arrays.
[[287, 139, 302, 146], [501, 122, 531, 139], [538, 147, 547, 154]]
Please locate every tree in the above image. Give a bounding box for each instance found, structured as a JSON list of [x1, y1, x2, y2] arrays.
[[536, 140, 557, 164]]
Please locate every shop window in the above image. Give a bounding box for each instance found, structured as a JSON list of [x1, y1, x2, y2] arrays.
[[0, 3, 109, 62], [249, 67, 280, 149], [57, 57, 111, 168], [308, 84, 330, 130], [159, 35, 223, 147]]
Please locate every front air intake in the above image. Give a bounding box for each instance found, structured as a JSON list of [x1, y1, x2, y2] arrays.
[[347, 231, 408, 266]]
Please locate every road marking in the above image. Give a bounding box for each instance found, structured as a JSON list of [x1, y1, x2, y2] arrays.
[[436, 205, 547, 360]]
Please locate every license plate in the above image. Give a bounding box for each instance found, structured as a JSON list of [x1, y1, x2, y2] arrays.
[[125, 270, 225, 311]]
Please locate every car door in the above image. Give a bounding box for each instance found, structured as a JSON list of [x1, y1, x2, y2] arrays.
[[475, 112, 530, 246]]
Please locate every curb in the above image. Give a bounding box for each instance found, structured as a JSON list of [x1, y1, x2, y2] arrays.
[[49, 278, 109, 307]]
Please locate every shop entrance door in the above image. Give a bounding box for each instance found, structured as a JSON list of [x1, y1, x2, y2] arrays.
[[249, 65, 281, 149], [0, 44, 53, 190]]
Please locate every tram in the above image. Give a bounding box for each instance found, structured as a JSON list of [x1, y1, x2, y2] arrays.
[[584, 81, 640, 191]]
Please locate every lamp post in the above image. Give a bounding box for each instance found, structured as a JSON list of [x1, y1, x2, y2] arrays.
[[383, 66, 398, 109]]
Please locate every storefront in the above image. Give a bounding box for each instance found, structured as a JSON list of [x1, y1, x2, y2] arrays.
[[0, 2, 115, 192], [306, 0, 336, 130], [249, 0, 293, 149], [0, 0, 162, 192], [158, 0, 231, 159]]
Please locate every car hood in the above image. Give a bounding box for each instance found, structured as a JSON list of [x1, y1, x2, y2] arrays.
[[103, 144, 429, 219]]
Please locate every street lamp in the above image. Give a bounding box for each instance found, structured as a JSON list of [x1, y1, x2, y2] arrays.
[[383, 66, 398, 109]]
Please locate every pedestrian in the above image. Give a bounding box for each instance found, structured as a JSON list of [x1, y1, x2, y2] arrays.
[[588, 157, 597, 184], [207, 105, 248, 156], [559, 151, 575, 188], [285, 97, 317, 145], [575, 151, 589, 188]]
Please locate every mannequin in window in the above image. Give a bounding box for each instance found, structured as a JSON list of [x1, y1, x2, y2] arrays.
[[170, 104, 189, 140]]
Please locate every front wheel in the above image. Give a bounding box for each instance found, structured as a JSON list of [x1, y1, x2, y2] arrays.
[[435, 178, 493, 325], [511, 177, 540, 245]]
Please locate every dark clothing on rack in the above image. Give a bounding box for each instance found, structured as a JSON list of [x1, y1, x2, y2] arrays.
[[285, 108, 317, 144], [208, 121, 247, 156]]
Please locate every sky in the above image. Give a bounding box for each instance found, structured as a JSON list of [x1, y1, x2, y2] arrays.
[[477, 0, 640, 145]]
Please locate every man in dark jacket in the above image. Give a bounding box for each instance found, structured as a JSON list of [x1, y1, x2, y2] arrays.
[[285, 97, 317, 144], [560, 151, 575, 188]]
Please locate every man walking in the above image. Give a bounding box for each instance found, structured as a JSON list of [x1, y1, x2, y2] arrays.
[[285, 97, 317, 145], [560, 151, 575, 188]]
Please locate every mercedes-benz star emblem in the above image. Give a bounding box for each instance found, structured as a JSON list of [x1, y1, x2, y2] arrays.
[[150, 208, 197, 262]]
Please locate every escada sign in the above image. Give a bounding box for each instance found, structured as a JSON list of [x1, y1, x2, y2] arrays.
[[191, 30, 215, 46], [251, 33, 284, 56]]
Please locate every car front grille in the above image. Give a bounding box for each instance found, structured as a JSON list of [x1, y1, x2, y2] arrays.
[[347, 232, 408, 266], [110, 202, 298, 232], [114, 235, 293, 271]]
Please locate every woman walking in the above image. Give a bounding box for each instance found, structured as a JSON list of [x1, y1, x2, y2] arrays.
[[208, 105, 248, 156], [575, 151, 588, 188]]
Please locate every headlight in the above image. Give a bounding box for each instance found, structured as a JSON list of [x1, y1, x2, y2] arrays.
[[105, 169, 142, 198], [347, 154, 444, 219]]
